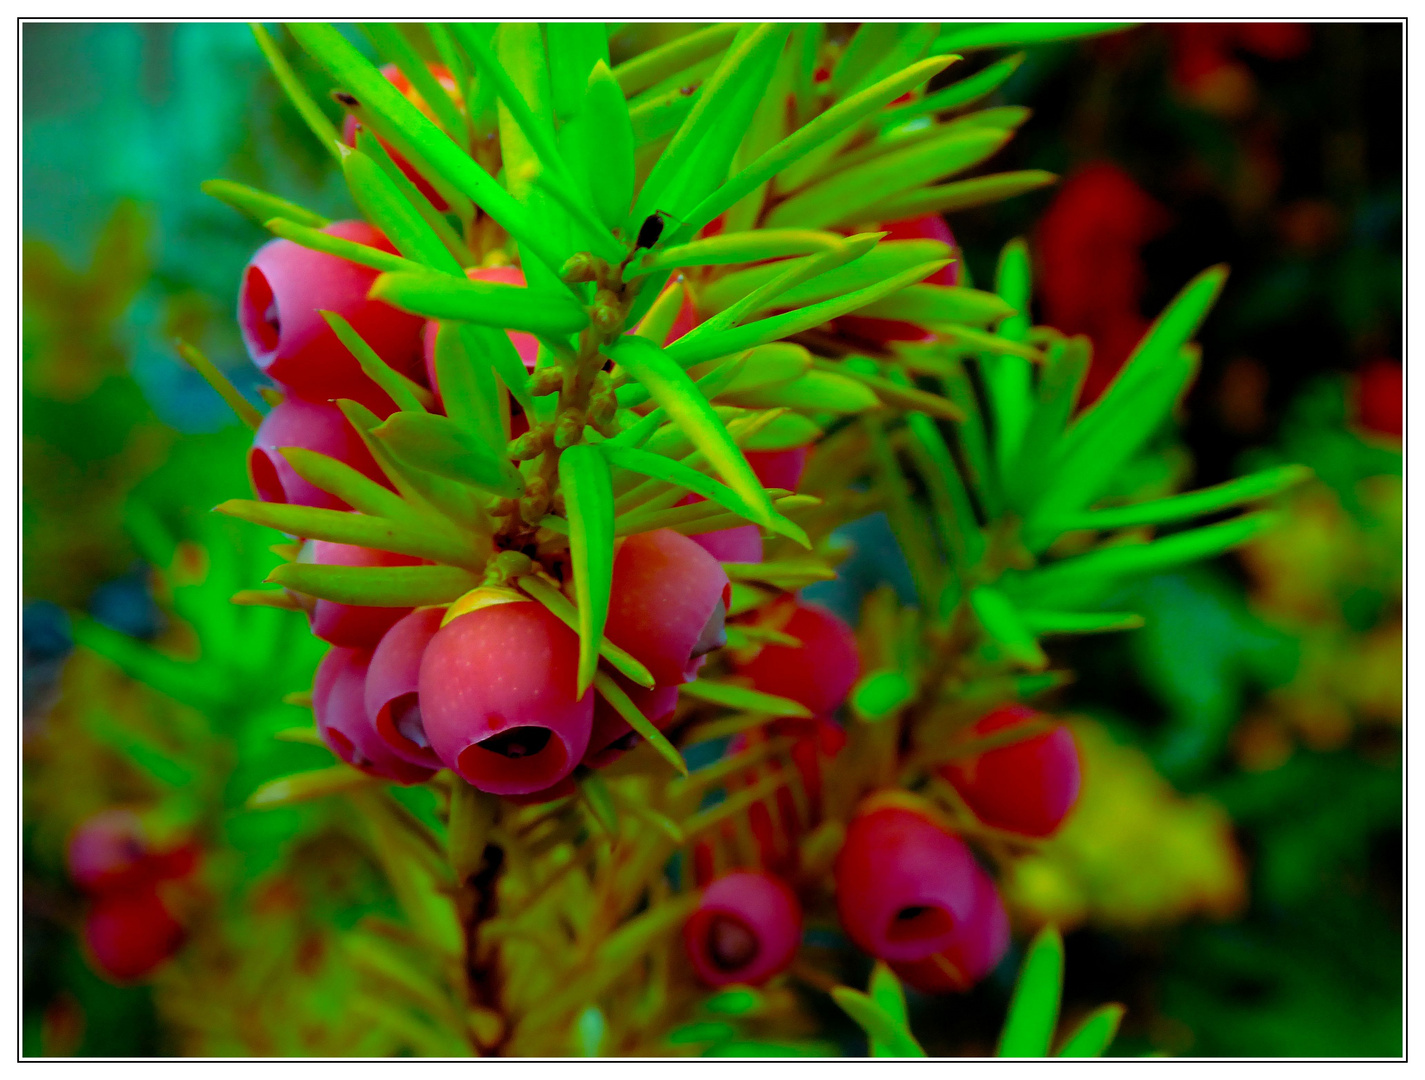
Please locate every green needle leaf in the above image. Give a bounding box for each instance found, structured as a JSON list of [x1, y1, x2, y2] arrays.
[[202, 179, 329, 228], [267, 562, 481, 607], [340, 147, 464, 274], [677, 679, 812, 719], [560, 445, 615, 696], [970, 586, 1047, 670], [320, 310, 433, 414], [214, 498, 479, 567], [246, 765, 384, 809], [174, 339, 263, 430], [565, 60, 636, 233], [278, 447, 412, 521], [593, 671, 688, 775], [1056, 1004, 1126, 1057], [934, 22, 1132, 53], [612, 24, 741, 97], [608, 335, 797, 544], [266, 217, 421, 275], [831, 987, 925, 1057], [516, 575, 655, 688], [862, 170, 1058, 222], [250, 23, 343, 160], [880, 52, 1026, 125], [370, 271, 591, 336], [372, 412, 525, 498], [997, 925, 1065, 1058]]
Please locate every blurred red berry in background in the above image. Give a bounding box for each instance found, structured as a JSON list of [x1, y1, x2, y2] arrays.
[[734, 599, 860, 717], [684, 871, 802, 987], [1352, 358, 1403, 441]]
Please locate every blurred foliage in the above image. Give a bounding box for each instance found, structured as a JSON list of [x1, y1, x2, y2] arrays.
[[22, 21, 1399, 1058]]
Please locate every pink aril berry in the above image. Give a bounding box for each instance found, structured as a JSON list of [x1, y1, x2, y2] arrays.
[[836, 215, 960, 345], [890, 863, 1010, 994], [66, 810, 154, 894], [239, 220, 425, 411], [313, 645, 436, 785], [733, 599, 860, 717], [83, 885, 186, 983], [249, 396, 387, 512], [745, 447, 810, 493], [940, 705, 1082, 839], [834, 804, 979, 964], [584, 676, 680, 769], [683, 871, 802, 987], [422, 266, 542, 402], [604, 530, 732, 687], [341, 63, 462, 211], [688, 524, 763, 564], [418, 596, 593, 796], [305, 541, 421, 649], [364, 607, 446, 770]]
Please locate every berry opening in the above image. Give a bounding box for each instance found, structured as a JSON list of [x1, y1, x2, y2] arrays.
[[324, 727, 358, 767], [690, 602, 728, 661], [456, 724, 570, 794], [240, 265, 281, 359], [248, 447, 287, 504], [886, 904, 955, 945], [380, 692, 431, 751], [706, 913, 760, 973]]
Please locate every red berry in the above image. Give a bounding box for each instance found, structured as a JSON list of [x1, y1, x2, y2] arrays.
[[314, 646, 436, 784], [688, 524, 764, 564], [503, 775, 578, 807], [734, 599, 860, 716], [604, 530, 732, 686], [364, 607, 446, 770], [249, 397, 386, 511], [238, 220, 425, 411], [418, 597, 593, 795], [683, 871, 802, 987], [746, 446, 809, 492], [83, 886, 185, 982], [940, 705, 1082, 838], [341, 63, 462, 211], [1353, 358, 1403, 440], [836, 215, 960, 344], [423, 266, 542, 402], [305, 541, 421, 649], [889, 861, 1010, 993], [834, 805, 980, 964], [66, 810, 153, 893], [583, 676, 679, 768]]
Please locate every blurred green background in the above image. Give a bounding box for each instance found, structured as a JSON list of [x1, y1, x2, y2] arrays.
[[22, 22, 1401, 1057]]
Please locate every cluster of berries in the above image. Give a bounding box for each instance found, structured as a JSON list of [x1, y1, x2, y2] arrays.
[[65, 811, 199, 982], [683, 703, 1082, 993]]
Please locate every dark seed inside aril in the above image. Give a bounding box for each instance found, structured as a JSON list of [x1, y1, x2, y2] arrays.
[[707, 914, 759, 972], [479, 726, 553, 759]]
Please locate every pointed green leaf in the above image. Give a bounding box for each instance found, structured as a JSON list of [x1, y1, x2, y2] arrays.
[[722, 370, 879, 414], [831, 987, 925, 1057], [341, 147, 464, 273], [214, 498, 479, 566], [278, 447, 411, 520], [742, 412, 822, 451], [1047, 464, 1311, 535], [371, 271, 590, 336], [593, 671, 687, 775], [906, 409, 984, 565], [851, 670, 916, 722], [1004, 335, 1090, 512], [935, 22, 1132, 53], [822, 360, 964, 420], [267, 562, 480, 607], [566, 60, 636, 232], [629, 88, 698, 148], [1009, 513, 1276, 609], [174, 339, 264, 430], [677, 679, 812, 719], [1018, 610, 1145, 635], [612, 24, 741, 97], [970, 586, 1047, 669], [607, 335, 794, 542], [432, 321, 505, 447], [202, 178, 329, 228], [250, 23, 343, 159], [373, 411, 525, 498], [1057, 1004, 1125, 1057], [766, 127, 1011, 230], [560, 445, 615, 696], [868, 964, 912, 1056], [678, 55, 957, 240], [997, 925, 1065, 1058], [516, 574, 655, 688], [359, 23, 470, 145], [864, 170, 1057, 222], [266, 217, 419, 275], [247, 765, 383, 808], [881, 52, 1026, 126], [640, 229, 845, 273], [983, 238, 1035, 474], [665, 260, 952, 368], [603, 442, 806, 546], [321, 311, 433, 413], [707, 342, 812, 396], [352, 126, 474, 266]]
